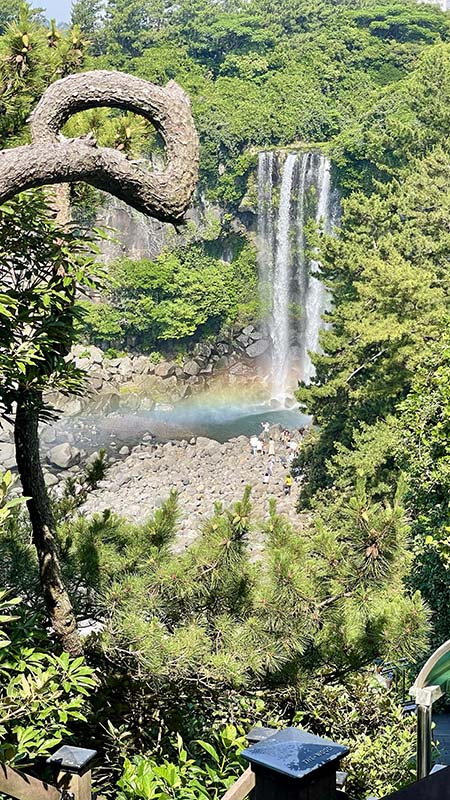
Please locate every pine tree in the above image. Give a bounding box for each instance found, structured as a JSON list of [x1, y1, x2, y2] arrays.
[[77, 488, 430, 688], [71, 0, 102, 36]]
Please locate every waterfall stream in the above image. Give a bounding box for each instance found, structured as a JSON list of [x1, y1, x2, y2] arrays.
[[256, 150, 339, 403]]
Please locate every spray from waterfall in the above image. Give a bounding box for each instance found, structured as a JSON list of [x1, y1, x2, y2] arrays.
[[256, 151, 338, 403]]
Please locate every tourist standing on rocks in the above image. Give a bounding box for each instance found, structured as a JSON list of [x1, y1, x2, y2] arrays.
[[256, 438, 264, 457], [268, 458, 275, 475], [250, 434, 259, 455], [263, 472, 269, 485], [284, 474, 293, 495], [261, 421, 270, 439], [288, 438, 298, 454], [268, 437, 275, 457]]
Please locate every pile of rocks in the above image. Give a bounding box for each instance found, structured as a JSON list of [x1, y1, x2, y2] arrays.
[[79, 429, 303, 557], [45, 326, 270, 418]]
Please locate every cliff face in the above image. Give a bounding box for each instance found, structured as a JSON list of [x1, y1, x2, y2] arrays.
[[95, 189, 225, 264]]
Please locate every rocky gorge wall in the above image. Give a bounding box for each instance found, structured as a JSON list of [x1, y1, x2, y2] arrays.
[[57, 323, 271, 416]]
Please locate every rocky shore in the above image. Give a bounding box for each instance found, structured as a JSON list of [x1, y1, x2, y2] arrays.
[[45, 328, 271, 419], [79, 429, 304, 556]]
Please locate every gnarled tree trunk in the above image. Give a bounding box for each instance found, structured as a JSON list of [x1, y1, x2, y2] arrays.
[[14, 390, 81, 656]]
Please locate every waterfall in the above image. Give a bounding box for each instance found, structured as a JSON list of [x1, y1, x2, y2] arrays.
[[256, 150, 338, 403], [271, 153, 297, 401], [301, 156, 332, 385], [257, 152, 274, 320]]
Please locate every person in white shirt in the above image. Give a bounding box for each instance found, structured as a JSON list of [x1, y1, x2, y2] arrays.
[[250, 435, 259, 455]]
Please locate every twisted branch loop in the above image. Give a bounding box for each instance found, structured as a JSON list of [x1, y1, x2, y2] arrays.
[[0, 70, 199, 222]]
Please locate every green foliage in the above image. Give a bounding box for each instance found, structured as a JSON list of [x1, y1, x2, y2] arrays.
[[295, 675, 416, 798], [0, 3, 90, 145], [78, 241, 258, 348], [0, 643, 96, 764], [336, 43, 450, 192], [0, 479, 95, 766], [117, 726, 246, 800], [0, 471, 25, 527], [0, 190, 101, 416], [295, 33, 450, 648], [58, 489, 428, 688]]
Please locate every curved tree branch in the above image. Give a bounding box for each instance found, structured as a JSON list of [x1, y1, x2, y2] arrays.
[[0, 70, 199, 222]]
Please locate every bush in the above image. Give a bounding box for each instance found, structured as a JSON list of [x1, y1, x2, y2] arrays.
[[294, 675, 416, 798]]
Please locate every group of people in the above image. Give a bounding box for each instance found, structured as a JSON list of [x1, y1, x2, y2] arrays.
[[249, 422, 305, 495]]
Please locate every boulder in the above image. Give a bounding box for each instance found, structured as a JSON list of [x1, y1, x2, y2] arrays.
[[48, 442, 80, 470], [0, 418, 14, 442], [118, 356, 134, 378], [183, 359, 201, 377], [140, 397, 156, 410], [155, 361, 176, 378], [215, 342, 229, 356], [200, 362, 214, 375], [40, 426, 57, 445], [89, 346, 104, 365], [90, 375, 104, 392], [64, 398, 83, 417], [44, 472, 59, 488], [0, 443, 15, 468], [122, 393, 141, 412], [196, 436, 221, 452], [98, 391, 120, 415], [229, 362, 249, 376], [215, 355, 229, 371], [194, 341, 213, 359], [242, 325, 255, 336], [246, 339, 270, 358], [74, 357, 91, 371], [165, 375, 178, 390], [86, 450, 102, 466], [134, 355, 152, 375]]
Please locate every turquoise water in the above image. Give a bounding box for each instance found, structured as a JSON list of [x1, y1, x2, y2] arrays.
[[141, 399, 309, 442], [57, 393, 309, 455]]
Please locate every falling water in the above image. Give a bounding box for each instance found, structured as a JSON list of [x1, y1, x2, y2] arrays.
[[257, 151, 275, 318], [301, 156, 333, 385], [256, 151, 338, 402], [271, 153, 297, 401]]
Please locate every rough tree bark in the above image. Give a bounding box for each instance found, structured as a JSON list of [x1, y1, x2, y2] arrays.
[[14, 390, 82, 656], [0, 70, 199, 655], [0, 70, 199, 222]]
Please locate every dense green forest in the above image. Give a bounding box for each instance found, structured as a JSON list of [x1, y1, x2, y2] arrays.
[[1, 0, 450, 797]]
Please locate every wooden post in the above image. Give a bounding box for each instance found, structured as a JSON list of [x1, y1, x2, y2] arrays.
[[241, 728, 349, 800], [47, 746, 97, 800], [56, 769, 92, 800], [221, 768, 255, 800], [0, 764, 60, 800]]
